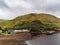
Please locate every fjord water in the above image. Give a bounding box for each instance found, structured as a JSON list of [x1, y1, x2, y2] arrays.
[[26, 33, 60, 45]]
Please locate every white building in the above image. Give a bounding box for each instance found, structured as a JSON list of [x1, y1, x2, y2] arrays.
[[0, 30, 2, 33], [14, 29, 29, 33]]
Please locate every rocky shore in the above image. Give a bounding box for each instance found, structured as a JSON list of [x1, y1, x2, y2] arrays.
[[30, 30, 60, 36], [42, 30, 60, 35], [0, 32, 32, 45], [0, 30, 59, 45]]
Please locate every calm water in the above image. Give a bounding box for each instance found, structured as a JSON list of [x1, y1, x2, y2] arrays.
[[26, 33, 60, 45]]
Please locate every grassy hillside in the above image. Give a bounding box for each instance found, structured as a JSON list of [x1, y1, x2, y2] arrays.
[[0, 13, 60, 31]]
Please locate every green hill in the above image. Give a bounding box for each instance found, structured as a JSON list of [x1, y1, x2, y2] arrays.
[[0, 13, 60, 31]]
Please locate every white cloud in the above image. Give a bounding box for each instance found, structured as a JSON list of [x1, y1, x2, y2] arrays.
[[0, 9, 10, 19], [0, 0, 60, 19], [4, 0, 34, 8]]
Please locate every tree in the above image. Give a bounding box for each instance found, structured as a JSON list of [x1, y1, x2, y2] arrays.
[[44, 23, 57, 31], [0, 27, 2, 30]]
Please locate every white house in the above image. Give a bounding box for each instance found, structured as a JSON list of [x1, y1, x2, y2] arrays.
[[13, 29, 29, 33], [0, 29, 29, 34], [0, 30, 2, 33]]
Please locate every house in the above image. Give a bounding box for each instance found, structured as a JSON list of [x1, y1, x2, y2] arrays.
[[0, 29, 29, 34], [0, 30, 2, 33], [5, 29, 29, 34], [13, 29, 29, 33]]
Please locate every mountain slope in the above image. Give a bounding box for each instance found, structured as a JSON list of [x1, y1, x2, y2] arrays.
[[0, 13, 60, 31]]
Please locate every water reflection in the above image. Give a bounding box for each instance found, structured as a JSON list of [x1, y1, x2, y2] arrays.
[[26, 33, 60, 45]]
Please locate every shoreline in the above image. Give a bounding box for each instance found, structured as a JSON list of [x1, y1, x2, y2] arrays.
[[30, 30, 60, 36], [0, 31, 59, 45]]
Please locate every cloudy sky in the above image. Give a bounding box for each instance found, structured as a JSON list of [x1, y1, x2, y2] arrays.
[[0, 0, 60, 19]]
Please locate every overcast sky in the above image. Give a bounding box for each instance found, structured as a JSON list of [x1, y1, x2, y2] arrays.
[[0, 0, 60, 19]]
